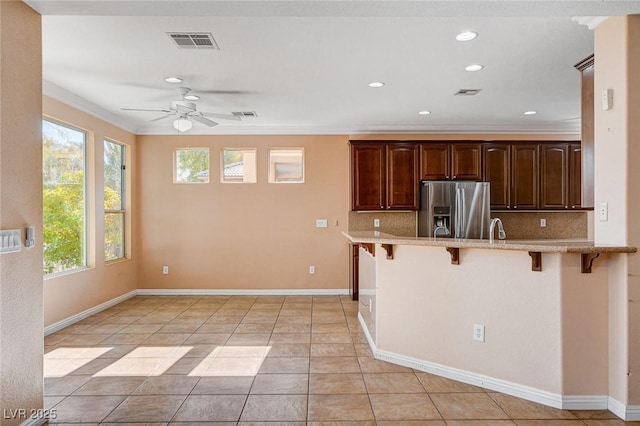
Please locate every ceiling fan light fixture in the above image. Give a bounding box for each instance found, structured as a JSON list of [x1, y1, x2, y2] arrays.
[[165, 76, 183, 84], [173, 117, 193, 132], [368, 81, 385, 88], [456, 31, 478, 42], [184, 94, 200, 101]]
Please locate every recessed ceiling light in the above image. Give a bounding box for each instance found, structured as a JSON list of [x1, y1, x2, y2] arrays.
[[164, 77, 183, 84], [523, 110, 537, 115], [418, 110, 431, 115], [456, 31, 478, 42], [184, 94, 200, 101], [465, 64, 484, 72], [369, 82, 385, 88]]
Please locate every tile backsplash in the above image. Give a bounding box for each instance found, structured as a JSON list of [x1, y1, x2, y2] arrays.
[[349, 210, 589, 240]]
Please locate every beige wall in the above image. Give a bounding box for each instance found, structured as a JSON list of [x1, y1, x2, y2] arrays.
[[0, 2, 43, 425], [43, 96, 138, 326], [136, 134, 350, 291], [595, 15, 640, 407]]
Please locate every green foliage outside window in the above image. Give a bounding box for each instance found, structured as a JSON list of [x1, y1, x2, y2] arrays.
[[175, 148, 209, 183]]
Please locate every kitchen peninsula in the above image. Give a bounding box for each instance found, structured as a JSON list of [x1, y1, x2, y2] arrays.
[[344, 230, 636, 410]]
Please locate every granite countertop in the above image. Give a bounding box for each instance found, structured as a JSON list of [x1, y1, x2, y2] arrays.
[[343, 231, 637, 254]]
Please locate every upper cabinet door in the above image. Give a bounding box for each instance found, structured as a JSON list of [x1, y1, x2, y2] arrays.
[[575, 55, 594, 208], [387, 144, 419, 210], [511, 144, 539, 209], [351, 144, 386, 210], [569, 143, 582, 209], [451, 144, 482, 180], [483, 144, 510, 209], [420, 144, 450, 180], [540, 144, 569, 209]]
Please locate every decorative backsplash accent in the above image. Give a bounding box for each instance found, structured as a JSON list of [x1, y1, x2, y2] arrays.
[[349, 211, 589, 240]]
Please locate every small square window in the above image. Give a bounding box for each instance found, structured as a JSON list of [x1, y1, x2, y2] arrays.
[[221, 148, 257, 183], [174, 148, 209, 183], [268, 148, 304, 183]]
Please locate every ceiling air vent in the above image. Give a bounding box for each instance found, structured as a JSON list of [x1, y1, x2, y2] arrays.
[[454, 89, 482, 96], [167, 32, 219, 49], [232, 111, 258, 117]]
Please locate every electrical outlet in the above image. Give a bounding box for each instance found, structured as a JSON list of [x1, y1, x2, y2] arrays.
[[309, 265, 315, 274], [316, 219, 328, 228], [162, 265, 169, 275], [540, 218, 546, 228], [473, 324, 485, 342], [599, 202, 608, 222], [374, 219, 380, 228]]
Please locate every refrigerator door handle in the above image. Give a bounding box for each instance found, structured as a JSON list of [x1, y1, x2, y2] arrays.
[[455, 187, 461, 238]]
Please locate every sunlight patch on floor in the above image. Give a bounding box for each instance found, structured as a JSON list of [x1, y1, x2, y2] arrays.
[[189, 345, 271, 377], [92, 346, 192, 377], [44, 347, 113, 378]]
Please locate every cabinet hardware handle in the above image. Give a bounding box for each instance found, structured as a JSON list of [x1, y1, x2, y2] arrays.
[[514, 206, 518, 209], [453, 176, 456, 179]]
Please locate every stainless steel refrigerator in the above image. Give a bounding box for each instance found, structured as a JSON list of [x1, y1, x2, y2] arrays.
[[418, 181, 491, 239]]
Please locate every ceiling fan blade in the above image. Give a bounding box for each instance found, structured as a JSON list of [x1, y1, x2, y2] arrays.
[[201, 112, 242, 121], [191, 115, 219, 127], [121, 108, 172, 113], [198, 89, 253, 95], [149, 114, 174, 122]]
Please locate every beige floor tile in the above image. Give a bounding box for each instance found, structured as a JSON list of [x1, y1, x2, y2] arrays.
[[142, 333, 190, 345], [216, 308, 251, 316], [311, 343, 356, 357], [157, 322, 201, 333], [308, 421, 377, 426], [307, 394, 374, 421], [195, 323, 239, 333], [45, 333, 71, 346], [45, 375, 92, 396], [191, 376, 254, 394], [310, 356, 361, 374], [205, 315, 244, 324], [180, 344, 218, 358], [239, 422, 304, 426], [240, 395, 308, 422], [309, 373, 367, 394], [55, 334, 111, 346], [250, 374, 308, 394], [312, 315, 347, 325], [269, 333, 311, 344], [93, 356, 183, 377], [226, 333, 271, 345], [376, 421, 447, 426], [50, 395, 126, 423], [312, 323, 351, 334], [363, 372, 426, 393], [72, 376, 146, 395], [513, 422, 588, 426], [133, 375, 199, 394], [582, 421, 640, 426], [258, 357, 310, 374], [118, 324, 164, 334], [100, 333, 152, 345], [488, 393, 578, 420], [183, 333, 230, 345], [266, 343, 311, 357], [370, 393, 442, 420], [416, 372, 485, 393], [311, 333, 354, 344], [570, 410, 618, 420], [430, 393, 510, 420], [173, 394, 247, 422], [201, 357, 265, 376], [234, 323, 275, 333], [280, 308, 313, 316], [275, 315, 312, 325], [44, 395, 65, 409], [79, 324, 128, 334], [55, 324, 92, 334], [445, 421, 517, 426], [94, 344, 137, 358], [273, 323, 311, 333], [104, 395, 186, 422], [67, 358, 117, 377], [357, 356, 413, 373], [354, 343, 373, 357], [162, 356, 205, 375]]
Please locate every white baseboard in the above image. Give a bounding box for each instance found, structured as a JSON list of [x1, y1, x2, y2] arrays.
[[137, 288, 349, 296], [44, 290, 137, 336], [608, 397, 640, 421], [356, 312, 614, 416]]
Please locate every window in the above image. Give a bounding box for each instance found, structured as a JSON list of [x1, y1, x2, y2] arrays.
[[42, 119, 87, 275], [221, 148, 257, 183], [104, 140, 126, 261], [268, 148, 304, 183], [174, 148, 210, 183]]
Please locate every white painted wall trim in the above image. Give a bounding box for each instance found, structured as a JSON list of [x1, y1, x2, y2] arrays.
[[137, 288, 349, 296], [608, 397, 640, 421], [44, 290, 137, 336], [561, 395, 608, 410]]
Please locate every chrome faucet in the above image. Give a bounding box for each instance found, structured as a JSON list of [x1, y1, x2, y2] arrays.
[[489, 218, 506, 243]]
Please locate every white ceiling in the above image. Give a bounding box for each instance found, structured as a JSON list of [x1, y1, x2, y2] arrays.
[[26, 1, 640, 135]]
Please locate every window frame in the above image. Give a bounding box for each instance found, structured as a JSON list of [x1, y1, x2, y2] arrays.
[[173, 147, 210, 184], [268, 147, 305, 184], [42, 117, 89, 277], [104, 138, 127, 262], [220, 147, 258, 184]]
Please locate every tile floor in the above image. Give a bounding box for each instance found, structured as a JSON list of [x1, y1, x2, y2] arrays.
[[43, 295, 637, 425]]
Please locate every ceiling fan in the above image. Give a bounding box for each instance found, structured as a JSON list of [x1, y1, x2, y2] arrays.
[[121, 87, 241, 132]]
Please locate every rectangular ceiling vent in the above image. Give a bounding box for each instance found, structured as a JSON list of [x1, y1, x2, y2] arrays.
[[232, 111, 258, 117], [167, 32, 219, 49], [454, 89, 482, 96]]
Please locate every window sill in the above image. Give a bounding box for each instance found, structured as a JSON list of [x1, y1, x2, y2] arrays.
[[44, 266, 92, 280], [105, 257, 130, 266]]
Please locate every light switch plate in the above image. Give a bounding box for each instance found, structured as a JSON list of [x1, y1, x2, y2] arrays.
[[316, 219, 328, 228], [0, 229, 21, 254], [599, 202, 608, 222]]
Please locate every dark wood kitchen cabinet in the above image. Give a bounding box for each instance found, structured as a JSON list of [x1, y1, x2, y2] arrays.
[[575, 54, 594, 208], [351, 142, 418, 211], [569, 143, 582, 209], [540, 144, 569, 209], [482, 144, 510, 209], [511, 144, 539, 209], [420, 143, 481, 181]]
